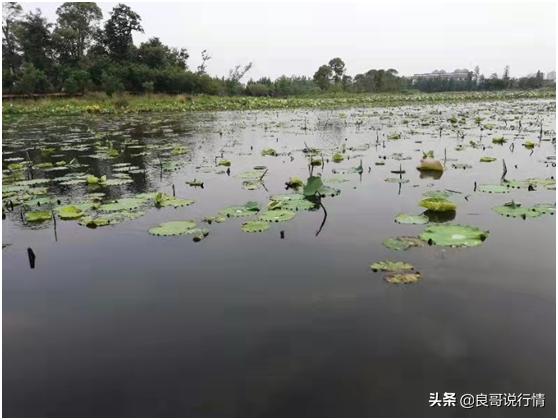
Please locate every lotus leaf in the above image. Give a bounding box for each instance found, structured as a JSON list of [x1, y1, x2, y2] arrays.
[[383, 236, 427, 251], [419, 197, 457, 212], [58, 205, 84, 220], [370, 260, 414, 272], [241, 220, 270, 233], [384, 272, 422, 284], [25, 211, 51, 223], [258, 209, 296, 223], [480, 156, 497, 162], [419, 224, 489, 247], [148, 221, 198, 236], [394, 213, 429, 225], [478, 184, 509, 193]]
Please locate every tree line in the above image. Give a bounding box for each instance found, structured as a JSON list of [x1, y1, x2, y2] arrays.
[[2, 2, 554, 97]]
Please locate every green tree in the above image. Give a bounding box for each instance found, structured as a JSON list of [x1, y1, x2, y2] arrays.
[[313, 64, 332, 90], [2, 2, 23, 75], [328, 57, 345, 84], [16, 9, 53, 72], [53, 2, 102, 65], [103, 3, 143, 59], [14, 62, 50, 93]]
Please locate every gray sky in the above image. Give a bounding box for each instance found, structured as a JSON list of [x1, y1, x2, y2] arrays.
[[21, 0, 556, 79]]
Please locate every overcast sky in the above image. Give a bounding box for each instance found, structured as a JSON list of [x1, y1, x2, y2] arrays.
[[21, 0, 556, 80]]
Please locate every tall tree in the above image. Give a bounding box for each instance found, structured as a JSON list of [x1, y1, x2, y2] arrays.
[[103, 3, 143, 59], [328, 57, 345, 84], [16, 9, 53, 71], [2, 2, 23, 74], [53, 2, 102, 65], [313, 64, 332, 90]]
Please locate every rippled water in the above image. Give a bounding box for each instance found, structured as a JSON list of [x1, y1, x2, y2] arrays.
[[3, 99, 556, 417]]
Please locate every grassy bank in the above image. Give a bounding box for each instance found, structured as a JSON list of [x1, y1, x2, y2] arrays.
[[2, 89, 555, 116]]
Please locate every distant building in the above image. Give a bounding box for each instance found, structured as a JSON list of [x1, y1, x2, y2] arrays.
[[412, 69, 472, 82], [546, 71, 556, 81]]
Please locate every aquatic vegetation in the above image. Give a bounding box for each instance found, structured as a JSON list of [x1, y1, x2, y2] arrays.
[[154, 192, 194, 208], [480, 156, 497, 162], [419, 224, 489, 247], [217, 159, 231, 167], [25, 210, 51, 223], [332, 152, 345, 163], [261, 148, 278, 157], [57, 205, 84, 220], [148, 220, 198, 236], [99, 198, 147, 212], [383, 236, 427, 251], [492, 136, 507, 145], [419, 197, 457, 212], [241, 220, 271, 233], [394, 214, 429, 225], [370, 260, 414, 272], [384, 272, 422, 284], [417, 151, 444, 172], [493, 201, 555, 219], [258, 209, 296, 223], [478, 184, 509, 194], [219, 201, 260, 218]]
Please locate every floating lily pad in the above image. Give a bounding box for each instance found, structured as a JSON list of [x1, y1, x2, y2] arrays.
[[241, 220, 270, 233], [384, 272, 422, 284], [478, 184, 509, 194], [25, 210, 51, 223], [219, 201, 260, 218], [258, 209, 296, 223], [383, 236, 427, 251], [99, 198, 147, 212], [148, 220, 198, 236], [419, 197, 457, 212], [154, 192, 194, 208], [303, 176, 324, 197], [532, 203, 555, 215], [370, 260, 414, 272], [420, 224, 489, 247], [480, 156, 497, 162], [385, 177, 410, 184], [268, 194, 317, 212], [394, 213, 429, 225], [493, 201, 543, 219], [57, 205, 84, 220], [261, 148, 278, 157]]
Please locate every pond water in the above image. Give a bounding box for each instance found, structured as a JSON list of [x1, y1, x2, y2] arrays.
[[3, 99, 556, 417]]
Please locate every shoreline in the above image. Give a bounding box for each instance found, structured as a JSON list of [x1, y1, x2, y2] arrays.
[[2, 89, 555, 116]]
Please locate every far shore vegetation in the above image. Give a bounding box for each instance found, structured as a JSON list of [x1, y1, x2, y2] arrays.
[[2, 89, 555, 116]]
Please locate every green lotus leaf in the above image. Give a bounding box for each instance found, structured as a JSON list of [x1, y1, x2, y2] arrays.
[[492, 136, 507, 144], [317, 184, 341, 197], [25, 210, 51, 223], [370, 260, 414, 272], [148, 221, 198, 236], [79, 217, 111, 228], [237, 170, 266, 180], [385, 177, 410, 184], [303, 176, 324, 197], [522, 141, 536, 149], [261, 148, 278, 156], [532, 203, 555, 215], [57, 205, 84, 220], [258, 209, 296, 223], [422, 190, 452, 199], [99, 198, 147, 212], [332, 152, 345, 163], [420, 224, 489, 247], [285, 176, 304, 189], [383, 236, 427, 251], [384, 272, 422, 284], [394, 213, 429, 225], [154, 192, 194, 208], [241, 220, 270, 233], [480, 156, 497, 162], [203, 215, 227, 224], [268, 194, 317, 212], [219, 201, 260, 218], [242, 180, 262, 190], [217, 159, 231, 167], [493, 201, 543, 219], [478, 184, 509, 193], [419, 197, 457, 212]]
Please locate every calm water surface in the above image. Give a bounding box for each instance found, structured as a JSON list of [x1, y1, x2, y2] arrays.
[[3, 99, 556, 417]]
